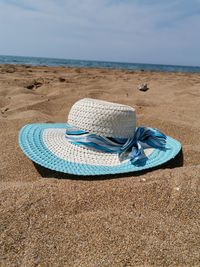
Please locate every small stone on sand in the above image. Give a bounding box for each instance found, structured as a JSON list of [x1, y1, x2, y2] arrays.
[[138, 83, 149, 92]]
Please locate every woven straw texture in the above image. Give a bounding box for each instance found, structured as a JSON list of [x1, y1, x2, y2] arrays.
[[68, 98, 136, 138], [19, 123, 181, 176]]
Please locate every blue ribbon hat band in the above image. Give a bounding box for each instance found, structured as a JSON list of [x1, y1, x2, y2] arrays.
[[65, 125, 167, 164]]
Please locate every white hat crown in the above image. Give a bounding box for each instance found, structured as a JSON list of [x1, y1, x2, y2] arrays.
[[68, 98, 136, 138]]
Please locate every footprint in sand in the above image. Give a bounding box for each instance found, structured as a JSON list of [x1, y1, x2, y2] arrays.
[[25, 78, 44, 90]]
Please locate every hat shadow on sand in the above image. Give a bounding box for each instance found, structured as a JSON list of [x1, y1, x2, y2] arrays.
[[33, 149, 183, 181]]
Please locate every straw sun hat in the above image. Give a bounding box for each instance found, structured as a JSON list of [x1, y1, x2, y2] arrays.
[[19, 98, 181, 176]]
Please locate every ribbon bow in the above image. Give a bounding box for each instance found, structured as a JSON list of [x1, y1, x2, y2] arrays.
[[66, 126, 166, 163], [126, 127, 166, 163]]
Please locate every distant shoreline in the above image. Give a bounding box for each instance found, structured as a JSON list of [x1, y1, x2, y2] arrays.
[[0, 63, 199, 75], [0, 55, 200, 73]]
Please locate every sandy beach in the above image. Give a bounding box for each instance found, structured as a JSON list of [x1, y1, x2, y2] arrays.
[[0, 64, 200, 266]]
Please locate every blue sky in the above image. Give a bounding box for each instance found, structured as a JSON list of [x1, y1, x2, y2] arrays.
[[0, 0, 200, 66]]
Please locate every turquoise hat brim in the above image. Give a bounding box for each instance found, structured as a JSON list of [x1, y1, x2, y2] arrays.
[[19, 123, 181, 176]]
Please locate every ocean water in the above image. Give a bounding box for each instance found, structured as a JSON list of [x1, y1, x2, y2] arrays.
[[0, 55, 200, 73]]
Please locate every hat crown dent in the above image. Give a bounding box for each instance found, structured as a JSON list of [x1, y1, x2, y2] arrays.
[[67, 98, 136, 138]]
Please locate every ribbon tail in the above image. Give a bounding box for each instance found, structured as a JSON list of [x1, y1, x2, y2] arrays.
[[129, 141, 146, 163]]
